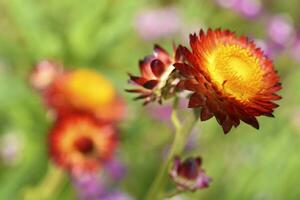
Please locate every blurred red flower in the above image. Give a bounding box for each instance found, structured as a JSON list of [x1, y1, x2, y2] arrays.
[[48, 114, 117, 174]]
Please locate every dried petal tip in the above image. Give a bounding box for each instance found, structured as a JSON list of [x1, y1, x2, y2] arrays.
[[175, 28, 282, 134], [126, 45, 180, 105], [169, 156, 211, 191]]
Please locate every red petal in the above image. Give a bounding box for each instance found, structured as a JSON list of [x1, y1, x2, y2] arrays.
[[139, 56, 155, 79], [222, 118, 233, 134], [125, 89, 147, 93], [200, 108, 214, 121], [143, 80, 159, 89], [129, 74, 148, 85], [154, 44, 171, 64], [173, 63, 195, 78], [188, 93, 205, 108], [134, 94, 151, 100], [176, 80, 199, 92], [214, 111, 227, 125], [241, 116, 259, 129], [150, 59, 165, 77], [175, 45, 183, 62]]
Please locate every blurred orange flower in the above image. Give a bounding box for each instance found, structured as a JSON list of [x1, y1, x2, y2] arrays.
[[31, 63, 125, 122], [48, 114, 117, 174], [175, 29, 281, 133]]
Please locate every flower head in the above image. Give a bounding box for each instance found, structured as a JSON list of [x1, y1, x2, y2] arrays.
[[175, 29, 281, 133], [44, 68, 125, 122], [134, 7, 182, 40], [126, 44, 181, 105], [48, 114, 117, 174], [267, 15, 294, 47], [30, 60, 62, 91], [169, 156, 211, 191]]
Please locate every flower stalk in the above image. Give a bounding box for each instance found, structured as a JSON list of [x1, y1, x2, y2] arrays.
[[145, 98, 199, 200], [23, 165, 66, 200]]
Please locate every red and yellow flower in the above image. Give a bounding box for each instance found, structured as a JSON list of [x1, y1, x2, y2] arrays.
[[44, 68, 125, 122], [48, 114, 117, 173], [175, 29, 281, 133], [126, 44, 181, 105]]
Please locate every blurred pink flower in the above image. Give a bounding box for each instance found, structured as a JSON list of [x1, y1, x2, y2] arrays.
[[234, 0, 262, 19], [73, 172, 133, 200], [267, 15, 294, 46], [147, 98, 188, 123], [30, 60, 62, 91], [147, 103, 172, 122], [216, 0, 262, 19], [134, 7, 182, 40], [73, 173, 105, 200], [104, 157, 126, 181]]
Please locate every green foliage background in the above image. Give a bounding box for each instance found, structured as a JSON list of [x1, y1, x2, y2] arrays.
[[0, 0, 299, 199]]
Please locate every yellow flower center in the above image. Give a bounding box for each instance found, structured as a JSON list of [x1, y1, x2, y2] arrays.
[[59, 119, 111, 165], [205, 44, 263, 101], [64, 69, 116, 110]]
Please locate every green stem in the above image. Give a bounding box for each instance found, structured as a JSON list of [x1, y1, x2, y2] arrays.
[[23, 164, 66, 200], [145, 100, 199, 200]]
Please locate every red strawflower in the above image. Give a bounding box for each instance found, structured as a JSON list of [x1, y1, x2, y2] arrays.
[[175, 29, 281, 133]]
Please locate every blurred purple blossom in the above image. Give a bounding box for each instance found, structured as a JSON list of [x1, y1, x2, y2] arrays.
[[134, 7, 182, 40], [73, 157, 131, 200], [267, 15, 294, 46], [104, 158, 126, 181], [215, 0, 262, 19], [73, 173, 134, 200], [147, 104, 172, 122], [73, 173, 105, 200], [147, 98, 188, 123], [234, 0, 262, 19]]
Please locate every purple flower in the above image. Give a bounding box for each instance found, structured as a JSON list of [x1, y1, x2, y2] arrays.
[[147, 104, 173, 122], [267, 15, 294, 46], [73, 173, 105, 200], [134, 7, 182, 40], [104, 158, 126, 181], [216, 0, 262, 19], [169, 156, 211, 191], [234, 0, 262, 19]]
